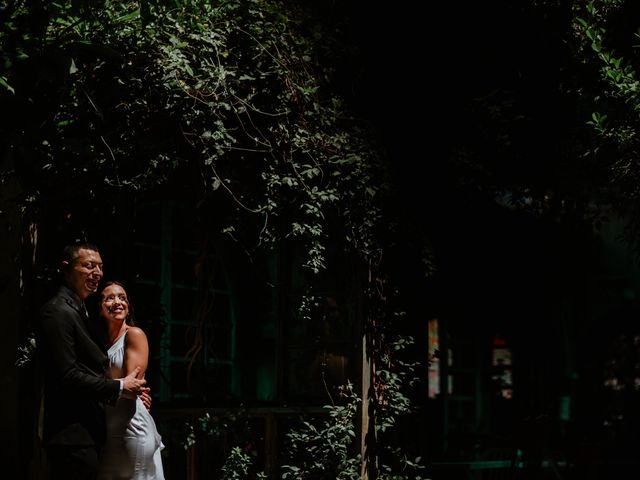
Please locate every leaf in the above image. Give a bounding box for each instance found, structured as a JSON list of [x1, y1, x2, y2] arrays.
[[0, 76, 15, 94], [116, 9, 141, 23]]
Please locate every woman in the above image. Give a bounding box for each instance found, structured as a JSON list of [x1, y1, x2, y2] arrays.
[[96, 281, 165, 480]]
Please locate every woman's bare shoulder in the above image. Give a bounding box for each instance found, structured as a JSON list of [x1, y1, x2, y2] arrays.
[[126, 326, 148, 343]]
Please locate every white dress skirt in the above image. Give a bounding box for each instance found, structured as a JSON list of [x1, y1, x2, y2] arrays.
[[98, 332, 165, 480]]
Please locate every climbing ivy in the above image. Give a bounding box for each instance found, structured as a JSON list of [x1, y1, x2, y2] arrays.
[[3, 1, 422, 478], [573, 0, 640, 255], [1, 0, 388, 274]]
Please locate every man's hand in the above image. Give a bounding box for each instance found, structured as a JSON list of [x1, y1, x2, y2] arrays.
[[120, 366, 147, 399], [140, 388, 152, 411]]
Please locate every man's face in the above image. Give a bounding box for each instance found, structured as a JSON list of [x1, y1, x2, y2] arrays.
[[64, 248, 104, 300]]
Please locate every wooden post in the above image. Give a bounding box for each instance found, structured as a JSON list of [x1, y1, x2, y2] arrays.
[[360, 332, 372, 480]]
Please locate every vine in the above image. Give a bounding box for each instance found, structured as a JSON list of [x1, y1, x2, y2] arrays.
[[574, 0, 640, 255], [2, 1, 421, 478], [1, 0, 387, 275]]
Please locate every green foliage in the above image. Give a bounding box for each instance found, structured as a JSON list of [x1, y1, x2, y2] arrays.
[[374, 336, 427, 480], [15, 333, 37, 368], [375, 336, 419, 434], [182, 408, 268, 478], [0, 0, 388, 275], [440, 0, 640, 251], [281, 266, 426, 479], [281, 382, 361, 480], [573, 0, 640, 254], [2, 1, 418, 478], [182, 409, 253, 450], [184, 333, 427, 479], [182, 382, 363, 479], [576, 1, 640, 133], [221, 446, 267, 480]]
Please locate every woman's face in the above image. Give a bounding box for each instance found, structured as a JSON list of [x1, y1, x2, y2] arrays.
[[100, 284, 129, 322]]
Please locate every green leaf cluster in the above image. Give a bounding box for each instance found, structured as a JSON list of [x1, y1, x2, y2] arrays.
[[280, 382, 361, 480], [573, 0, 640, 254], [0, 0, 389, 275], [221, 446, 268, 480], [2, 1, 419, 477]]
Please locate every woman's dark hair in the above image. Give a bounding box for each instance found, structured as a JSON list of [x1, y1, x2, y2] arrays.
[[89, 280, 136, 349]]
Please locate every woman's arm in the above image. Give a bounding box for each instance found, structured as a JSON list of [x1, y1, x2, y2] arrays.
[[124, 327, 153, 409], [124, 327, 149, 378]]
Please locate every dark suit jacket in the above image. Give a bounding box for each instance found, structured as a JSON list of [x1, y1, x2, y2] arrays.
[[36, 285, 120, 447]]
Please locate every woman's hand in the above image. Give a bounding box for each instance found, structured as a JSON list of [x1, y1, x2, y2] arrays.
[[140, 388, 152, 410]]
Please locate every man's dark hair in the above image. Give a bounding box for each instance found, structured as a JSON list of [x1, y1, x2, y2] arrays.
[[61, 242, 100, 270]]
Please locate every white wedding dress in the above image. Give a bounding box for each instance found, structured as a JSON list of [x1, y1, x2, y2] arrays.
[[98, 332, 165, 480]]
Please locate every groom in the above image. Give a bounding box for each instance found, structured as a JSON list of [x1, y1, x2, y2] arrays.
[[36, 242, 148, 480]]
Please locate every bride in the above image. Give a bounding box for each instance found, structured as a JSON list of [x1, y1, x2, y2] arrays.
[[96, 281, 165, 480]]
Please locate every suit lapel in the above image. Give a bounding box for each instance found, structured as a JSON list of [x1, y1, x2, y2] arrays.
[[58, 286, 91, 331]]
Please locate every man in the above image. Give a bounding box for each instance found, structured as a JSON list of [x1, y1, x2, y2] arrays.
[[36, 242, 148, 480]]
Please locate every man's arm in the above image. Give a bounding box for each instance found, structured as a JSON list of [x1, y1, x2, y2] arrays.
[[40, 302, 121, 400]]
